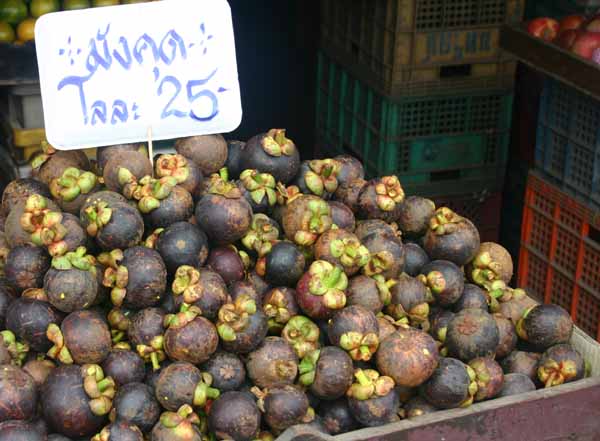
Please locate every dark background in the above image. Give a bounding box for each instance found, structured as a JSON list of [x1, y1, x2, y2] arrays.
[[227, 0, 319, 158]]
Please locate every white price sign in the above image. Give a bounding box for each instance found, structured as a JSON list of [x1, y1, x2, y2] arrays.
[[35, 0, 242, 150]]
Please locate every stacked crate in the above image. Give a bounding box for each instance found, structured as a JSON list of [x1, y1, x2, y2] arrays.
[[518, 74, 600, 340], [316, 0, 525, 241]]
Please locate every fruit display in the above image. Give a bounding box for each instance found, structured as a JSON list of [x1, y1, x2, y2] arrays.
[[0, 130, 590, 441], [526, 12, 600, 63], [0, 0, 152, 44]]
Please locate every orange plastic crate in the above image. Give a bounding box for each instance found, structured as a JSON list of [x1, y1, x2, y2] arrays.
[[518, 172, 600, 341]]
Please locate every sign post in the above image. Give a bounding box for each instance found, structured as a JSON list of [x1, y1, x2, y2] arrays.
[[35, 0, 242, 150]]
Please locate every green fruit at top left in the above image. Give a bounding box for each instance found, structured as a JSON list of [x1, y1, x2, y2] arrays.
[[30, 0, 59, 18], [0, 0, 28, 26]]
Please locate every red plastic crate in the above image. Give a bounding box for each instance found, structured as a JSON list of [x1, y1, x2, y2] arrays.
[[518, 172, 600, 341]]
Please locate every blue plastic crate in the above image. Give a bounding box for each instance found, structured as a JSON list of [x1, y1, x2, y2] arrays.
[[535, 77, 600, 210]]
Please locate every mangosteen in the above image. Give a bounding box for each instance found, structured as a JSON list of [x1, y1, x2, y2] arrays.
[[42, 364, 115, 438], [6, 292, 63, 352], [217, 295, 268, 354], [202, 351, 246, 392], [282, 316, 320, 359], [467, 242, 514, 287], [241, 129, 300, 184], [346, 274, 389, 314], [241, 214, 280, 263], [397, 196, 436, 239], [298, 346, 353, 400], [446, 308, 499, 362], [91, 420, 144, 441], [239, 169, 278, 213], [423, 207, 480, 267], [229, 279, 263, 308], [296, 260, 347, 320], [155, 153, 203, 200], [498, 373, 536, 397], [361, 232, 405, 280], [207, 246, 245, 285], [208, 391, 261, 441], [111, 382, 160, 433], [0, 281, 15, 328], [314, 229, 369, 276], [419, 260, 464, 307], [282, 195, 332, 247], [155, 221, 209, 274], [195, 169, 253, 245], [32, 144, 90, 187], [403, 243, 430, 277], [376, 327, 439, 387], [49, 167, 98, 215], [357, 176, 405, 224], [469, 357, 504, 401], [501, 351, 541, 380], [328, 201, 355, 231], [517, 304, 573, 351], [225, 140, 246, 179], [128, 307, 166, 371], [387, 274, 430, 329], [328, 305, 379, 361], [0, 420, 45, 441], [46, 310, 111, 365], [152, 405, 204, 441], [334, 179, 367, 214], [0, 365, 37, 422], [171, 266, 228, 321], [264, 241, 305, 287], [99, 246, 167, 309], [404, 396, 438, 418], [293, 159, 341, 199], [246, 336, 298, 388], [494, 314, 518, 359], [318, 399, 359, 435], [155, 362, 220, 411], [538, 344, 585, 388], [334, 155, 364, 186], [81, 198, 144, 251], [1, 178, 51, 217], [102, 150, 152, 192], [101, 348, 145, 386], [377, 315, 401, 342], [354, 219, 399, 242], [175, 134, 228, 176], [421, 357, 477, 409], [255, 385, 313, 433], [97, 143, 146, 175], [262, 288, 299, 334], [4, 245, 50, 293], [44, 247, 98, 312], [4, 194, 59, 248], [346, 369, 399, 427], [494, 287, 537, 324], [163, 304, 218, 365], [454, 283, 488, 313]]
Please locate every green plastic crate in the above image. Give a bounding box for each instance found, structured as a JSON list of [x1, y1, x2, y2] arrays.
[[315, 52, 513, 196], [525, 0, 600, 19]]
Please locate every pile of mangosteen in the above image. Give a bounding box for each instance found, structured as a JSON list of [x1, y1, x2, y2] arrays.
[[0, 129, 587, 441]]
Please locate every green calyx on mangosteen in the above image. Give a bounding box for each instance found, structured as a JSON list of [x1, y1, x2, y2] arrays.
[[144, 227, 164, 249], [419, 260, 464, 307], [328, 305, 379, 361], [467, 242, 514, 287], [468, 357, 504, 401], [294, 159, 341, 198], [314, 228, 369, 276], [91, 421, 145, 441], [80, 363, 117, 416], [295, 260, 348, 319], [263, 287, 299, 334], [119, 171, 176, 214], [424, 207, 480, 266], [0, 329, 29, 366], [239, 169, 278, 213], [346, 369, 399, 427], [282, 195, 333, 246], [49, 167, 97, 209], [386, 274, 430, 329], [281, 315, 320, 359], [152, 404, 203, 441], [357, 175, 405, 222], [216, 294, 268, 354], [242, 129, 300, 185], [19, 194, 68, 256], [537, 344, 585, 388], [241, 214, 280, 259], [107, 307, 132, 344]]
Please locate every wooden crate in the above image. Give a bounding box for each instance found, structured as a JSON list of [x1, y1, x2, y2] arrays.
[[276, 327, 600, 441]]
